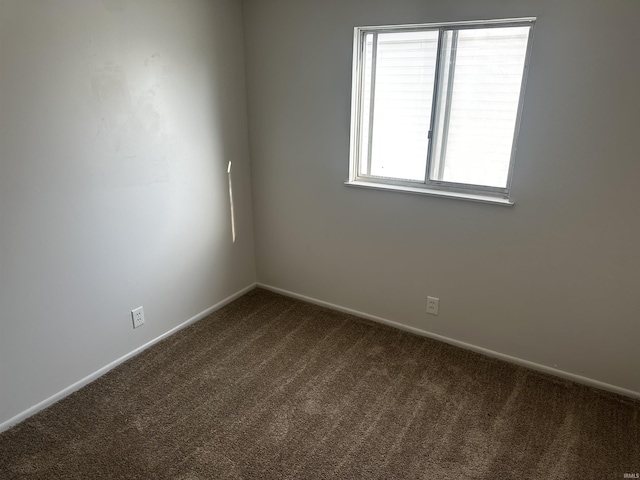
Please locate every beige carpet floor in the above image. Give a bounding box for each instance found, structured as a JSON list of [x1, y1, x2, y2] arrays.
[[1, 288, 638, 479]]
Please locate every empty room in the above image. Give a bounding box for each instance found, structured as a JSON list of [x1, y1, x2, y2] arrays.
[[0, 0, 638, 478]]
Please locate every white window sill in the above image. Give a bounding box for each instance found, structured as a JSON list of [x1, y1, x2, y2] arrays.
[[344, 180, 514, 206]]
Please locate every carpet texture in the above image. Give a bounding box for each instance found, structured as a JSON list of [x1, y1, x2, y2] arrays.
[[1, 288, 638, 479]]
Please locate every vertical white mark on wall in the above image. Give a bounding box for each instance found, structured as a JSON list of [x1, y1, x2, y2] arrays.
[[228, 161, 236, 243]]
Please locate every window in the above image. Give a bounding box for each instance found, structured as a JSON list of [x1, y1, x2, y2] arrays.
[[347, 18, 535, 204]]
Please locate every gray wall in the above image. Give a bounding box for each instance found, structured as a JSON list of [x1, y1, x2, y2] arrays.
[[243, 0, 640, 394], [0, 0, 256, 425]]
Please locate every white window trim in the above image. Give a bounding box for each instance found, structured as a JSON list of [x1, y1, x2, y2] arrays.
[[345, 180, 515, 205], [346, 18, 536, 206]]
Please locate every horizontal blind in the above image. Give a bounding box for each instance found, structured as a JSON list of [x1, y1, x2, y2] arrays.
[[437, 26, 530, 188], [368, 31, 438, 181]]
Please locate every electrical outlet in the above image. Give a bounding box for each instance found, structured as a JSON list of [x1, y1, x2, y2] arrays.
[[131, 306, 145, 329], [426, 296, 439, 316]]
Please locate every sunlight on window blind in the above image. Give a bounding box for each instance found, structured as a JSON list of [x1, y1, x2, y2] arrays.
[[363, 31, 439, 181], [434, 27, 530, 187]]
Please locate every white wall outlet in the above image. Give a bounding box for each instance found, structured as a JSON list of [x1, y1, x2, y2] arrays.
[[426, 296, 439, 316], [131, 306, 145, 329]]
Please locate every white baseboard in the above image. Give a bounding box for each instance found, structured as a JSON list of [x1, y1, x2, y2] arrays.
[[0, 283, 257, 434], [257, 283, 640, 400]]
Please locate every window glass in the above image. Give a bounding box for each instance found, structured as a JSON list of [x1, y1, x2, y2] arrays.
[[368, 30, 439, 181], [349, 19, 535, 202], [431, 27, 530, 187]]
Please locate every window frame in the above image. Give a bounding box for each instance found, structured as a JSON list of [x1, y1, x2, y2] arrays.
[[347, 18, 536, 205]]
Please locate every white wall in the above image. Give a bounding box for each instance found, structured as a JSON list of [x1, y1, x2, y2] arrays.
[[0, 0, 256, 425], [243, 0, 640, 395]]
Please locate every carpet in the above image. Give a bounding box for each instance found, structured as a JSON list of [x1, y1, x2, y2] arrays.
[[1, 288, 638, 479]]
